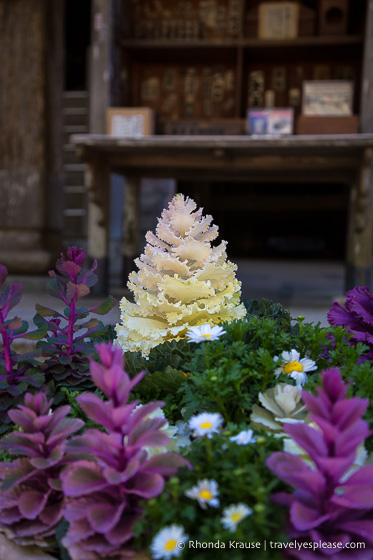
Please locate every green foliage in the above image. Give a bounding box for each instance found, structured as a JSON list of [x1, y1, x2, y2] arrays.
[[134, 428, 287, 560], [126, 339, 193, 421], [180, 312, 328, 424]]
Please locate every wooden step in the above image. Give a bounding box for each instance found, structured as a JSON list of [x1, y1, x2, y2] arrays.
[[63, 107, 89, 127], [63, 91, 89, 109]]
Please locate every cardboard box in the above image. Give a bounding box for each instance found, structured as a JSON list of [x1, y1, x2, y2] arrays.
[[296, 115, 359, 135], [248, 108, 294, 135], [106, 108, 155, 137]]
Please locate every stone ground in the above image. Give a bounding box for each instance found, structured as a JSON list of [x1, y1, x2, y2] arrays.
[[8, 259, 345, 329]]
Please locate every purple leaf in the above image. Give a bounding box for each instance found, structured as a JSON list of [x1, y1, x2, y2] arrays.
[[66, 282, 90, 302], [126, 472, 164, 498], [331, 486, 373, 509], [19, 490, 49, 520], [87, 502, 125, 534], [290, 501, 330, 531], [284, 423, 328, 462], [144, 453, 191, 476], [61, 461, 109, 497]]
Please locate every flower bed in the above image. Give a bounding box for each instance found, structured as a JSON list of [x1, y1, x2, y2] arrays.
[[0, 195, 372, 560]]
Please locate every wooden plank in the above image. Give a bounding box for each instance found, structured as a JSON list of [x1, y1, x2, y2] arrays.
[[120, 35, 363, 48], [346, 147, 373, 288], [360, 0, 373, 132], [71, 134, 373, 151], [122, 175, 140, 281], [108, 153, 358, 171]]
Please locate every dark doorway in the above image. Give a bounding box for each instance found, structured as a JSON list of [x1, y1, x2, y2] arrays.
[[64, 0, 91, 90]]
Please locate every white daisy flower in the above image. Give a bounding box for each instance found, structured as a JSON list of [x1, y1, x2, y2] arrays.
[[150, 525, 188, 559], [185, 479, 220, 509], [273, 349, 317, 386], [189, 412, 223, 439], [230, 429, 256, 445], [221, 503, 253, 532], [186, 324, 226, 343]]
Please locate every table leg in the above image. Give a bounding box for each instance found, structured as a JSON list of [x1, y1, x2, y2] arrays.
[[122, 175, 141, 284], [346, 148, 373, 291], [85, 159, 110, 294]]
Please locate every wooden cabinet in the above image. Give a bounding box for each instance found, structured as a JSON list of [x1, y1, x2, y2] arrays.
[[108, 0, 372, 134]]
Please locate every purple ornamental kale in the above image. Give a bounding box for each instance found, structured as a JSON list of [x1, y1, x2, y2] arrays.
[[36, 247, 115, 387], [267, 368, 373, 559], [0, 265, 47, 433], [61, 343, 190, 560], [0, 393, 83, 547], [328, 286, 373, 361]]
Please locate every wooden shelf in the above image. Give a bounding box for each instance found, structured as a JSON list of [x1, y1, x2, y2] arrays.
[[241, 35, 364, 48], [121, 35, 363, 49], [121, 38, 239, 48]]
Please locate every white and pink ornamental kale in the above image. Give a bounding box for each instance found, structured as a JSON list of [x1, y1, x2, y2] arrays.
[[115, 194, 246, 356]]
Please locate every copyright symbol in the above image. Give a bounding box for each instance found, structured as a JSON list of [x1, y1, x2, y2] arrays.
[[177, 541, 185, 550]]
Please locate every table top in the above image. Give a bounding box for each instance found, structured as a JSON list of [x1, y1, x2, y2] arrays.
[[72, 133, 373, 153]]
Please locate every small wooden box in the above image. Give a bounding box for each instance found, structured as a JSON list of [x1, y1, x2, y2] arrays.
[[318, 0, 348, 35], [106, 107, 155, 137], [296, 115, 359, 135]]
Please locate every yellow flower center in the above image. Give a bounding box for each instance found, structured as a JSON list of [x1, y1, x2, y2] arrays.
[[231, 512, 243, 522], [199, 490, 213, 500], [164, 539, 177, 551], [202, 334, 211, 339], [200, 422, 213, 429], [284, 361, 303, 374]]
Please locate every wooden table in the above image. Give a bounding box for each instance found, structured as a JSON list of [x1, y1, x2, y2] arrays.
[[72, 134, 373, 293]]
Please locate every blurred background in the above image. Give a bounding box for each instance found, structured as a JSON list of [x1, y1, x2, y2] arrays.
[[1, 0, 373, 324]]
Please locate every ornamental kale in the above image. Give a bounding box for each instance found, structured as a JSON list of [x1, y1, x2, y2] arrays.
[[267, 368, 373, 559], [35, 247, 115, 388], [0, 265, 47, 434], [61, 342, 190, 560], [328, 286, 373, 361], [0, 392, 83, 548]]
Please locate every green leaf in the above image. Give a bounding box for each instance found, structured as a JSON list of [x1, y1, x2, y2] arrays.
[[137, 366, 188, 396], [22, 324, 48, 340], [35, 303, 60, 317], [89, 295, 116, 315], [9, 320, 28, 336]]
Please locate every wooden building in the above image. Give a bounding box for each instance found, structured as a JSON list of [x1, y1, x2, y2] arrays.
[[1, 0, 373, 286]]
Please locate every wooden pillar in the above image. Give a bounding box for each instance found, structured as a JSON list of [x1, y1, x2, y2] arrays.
[[122, 176, 141, 283], [44, 0, 65, 258], [346, 148, 373, 290], [361, 0, 373, 133], [0, 0, 64, 273], [84, 156, 111, 293], [89, 0, 113, 134]]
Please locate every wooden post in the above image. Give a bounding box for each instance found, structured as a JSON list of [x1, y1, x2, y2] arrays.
[[122, 176, 141, 283], [89, 0, 113, 134], [361, 0, 373, 133], [0, 0, 58, 272], [44, 0, 65, 259], [84, 156, 111, 293], [346, 148, 373, 289]]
